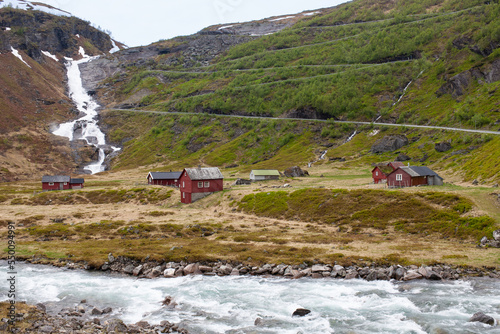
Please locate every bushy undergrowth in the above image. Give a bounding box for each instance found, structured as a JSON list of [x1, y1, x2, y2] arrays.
[[238, 188, 496, 241]]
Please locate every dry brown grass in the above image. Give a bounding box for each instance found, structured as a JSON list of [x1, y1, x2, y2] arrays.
[[1, 164, 499, 269]]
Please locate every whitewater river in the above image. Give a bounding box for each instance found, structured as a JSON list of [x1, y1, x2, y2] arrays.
[[1, 262, 499, 333]]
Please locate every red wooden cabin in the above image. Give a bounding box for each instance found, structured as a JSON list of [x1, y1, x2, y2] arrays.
[[387, 166, 443, 188], [42, 175, 85, 191], [371, 162, 406, 184], [70, 178, 85, 189], [179, 167, 224, 204], [147, 172, 182, 187]]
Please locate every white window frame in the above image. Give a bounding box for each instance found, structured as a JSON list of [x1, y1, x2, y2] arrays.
[[48, 182, 54, 186], [63, 182, 67, 185], [204, 181, 210, 188], [375, 171, 379, 176], [198, 181, 203, 188], [182, 181, 185, 188], [396, 174, 403, 181], [182, 192, 185, 199]]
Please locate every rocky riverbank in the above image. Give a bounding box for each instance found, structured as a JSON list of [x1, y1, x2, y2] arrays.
[[0, 301, 187, 334], [24, 253, 500, 282]]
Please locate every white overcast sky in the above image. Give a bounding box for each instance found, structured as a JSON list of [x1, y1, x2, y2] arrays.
[[32, 0, 348, 47]]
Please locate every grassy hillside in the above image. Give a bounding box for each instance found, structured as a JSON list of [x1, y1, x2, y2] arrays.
[[104, 0, 500, 131], [100, 111, 500, 183]]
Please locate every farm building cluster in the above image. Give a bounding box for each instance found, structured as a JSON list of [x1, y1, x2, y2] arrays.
[[41, 163, 443, 204]]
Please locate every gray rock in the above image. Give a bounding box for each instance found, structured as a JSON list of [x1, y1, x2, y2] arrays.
[[469, 312, 496, 326], [108, 253, 115, 263], [102, 307, 112, 314], [122, 264, 135, 275], [104, 318, 128, 332], [311, 265, 329, 273], [480, 236, 489, 245], [371, 135, 409, 153], [132, 265, 143, 276], [163, 268, 176, 278], [493, 229, 500, 241], [292, 308, 311, 317], [404, 270, 423, 281], [91, 307, 103, 315], [283, 166, 309, 177], [435, 142, 452, 152], [395, 153, 411, 161]]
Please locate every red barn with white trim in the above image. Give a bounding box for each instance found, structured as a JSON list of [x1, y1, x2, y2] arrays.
[[179, 167, 224, 204]]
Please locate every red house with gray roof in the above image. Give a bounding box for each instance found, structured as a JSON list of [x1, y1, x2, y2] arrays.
[[147, 171, 182, 187], [179, 167, 224, 204], [42, 175, 84, 191], [387, 166, 443, 188]]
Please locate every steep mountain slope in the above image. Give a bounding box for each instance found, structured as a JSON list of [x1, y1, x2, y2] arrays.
[[92, 0, 500, 129], [83, 0, 500, 182], [0, 5, 120, 181]]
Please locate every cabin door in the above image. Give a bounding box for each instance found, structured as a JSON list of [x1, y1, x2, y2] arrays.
[[59, 183, 64, 190]]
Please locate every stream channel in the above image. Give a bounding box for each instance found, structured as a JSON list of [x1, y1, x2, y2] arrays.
[[1, 262, 499, 333]]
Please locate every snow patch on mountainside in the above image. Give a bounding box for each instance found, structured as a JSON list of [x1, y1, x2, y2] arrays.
[[41, 50, 58, 61], [0, 0, 71, 16], [11, 47, 31, 67]]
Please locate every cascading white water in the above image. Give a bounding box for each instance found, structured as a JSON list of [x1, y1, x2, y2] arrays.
[[53, 47, 119, 174], [1, 262, 499, 334]]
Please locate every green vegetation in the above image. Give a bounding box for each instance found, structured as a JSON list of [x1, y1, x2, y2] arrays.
[[238, 188, 497, 241], [109, 0, 500, 131], [11, 188, 173, 205]]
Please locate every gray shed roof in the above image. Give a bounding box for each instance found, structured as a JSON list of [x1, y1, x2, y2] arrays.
[[398, 166, 443, 179], [184, 167, 223, 180], [42, 175, 70, 183], [70, 178, 85, 184], [148, 172, 182, 180]]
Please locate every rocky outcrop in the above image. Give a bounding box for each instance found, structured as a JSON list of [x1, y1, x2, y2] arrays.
[[0, 9, 113, 59], [371, 135, 409, 153], [480, 229, 500, 248], [283, 166, 309, 177], [435, 141, 452, 152], [436, 59, 500, 99]]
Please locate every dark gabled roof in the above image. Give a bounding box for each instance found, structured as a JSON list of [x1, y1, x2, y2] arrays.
[[184, 167, 223, 180], [42, 175, 70, 183], [390, 166, 443, 179], [70, 178, 85, 184], [148, 172, 182, 180], [389, 162, 405, 169]]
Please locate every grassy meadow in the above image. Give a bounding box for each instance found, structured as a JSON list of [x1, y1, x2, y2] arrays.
[[1, 161, 499, 270]]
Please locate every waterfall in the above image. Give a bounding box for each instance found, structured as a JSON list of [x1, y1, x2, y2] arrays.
[[53, 47, 120, 174]]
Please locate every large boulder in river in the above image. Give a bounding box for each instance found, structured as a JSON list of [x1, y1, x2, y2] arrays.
[[469, 312, 497, 326], [371, 135, 409, 153], [292, 308, 311, 317], [283, 166, 309, 177]]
